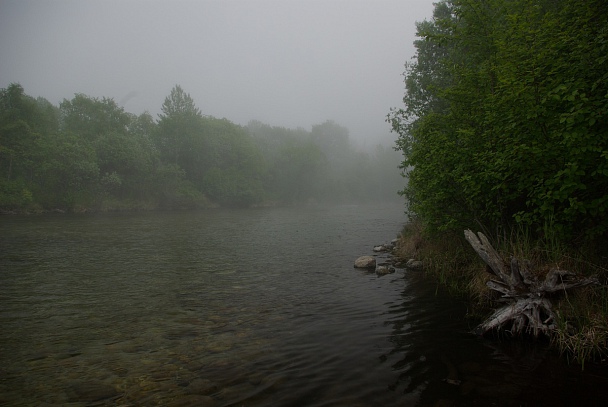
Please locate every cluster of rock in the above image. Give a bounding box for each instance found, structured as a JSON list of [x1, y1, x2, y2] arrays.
[[354, 238, 423, 276]]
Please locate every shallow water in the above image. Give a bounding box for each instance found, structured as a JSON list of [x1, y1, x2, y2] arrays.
[[1, 204, 607, 406]]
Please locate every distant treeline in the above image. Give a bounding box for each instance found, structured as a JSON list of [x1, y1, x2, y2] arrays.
[[0, 84, 402, 212], [389, 0, 607, 242]]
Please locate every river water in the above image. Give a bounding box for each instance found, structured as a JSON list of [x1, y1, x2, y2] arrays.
[[1, 204, 606, 406]]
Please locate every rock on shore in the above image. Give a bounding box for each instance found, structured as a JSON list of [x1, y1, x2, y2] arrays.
[[354, 256, 376, 269]]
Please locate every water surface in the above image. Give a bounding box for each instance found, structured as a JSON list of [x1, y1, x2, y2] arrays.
[[1, 204, 606, 406]]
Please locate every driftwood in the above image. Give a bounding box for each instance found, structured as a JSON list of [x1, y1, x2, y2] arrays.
[[464, 230, 599, 337]]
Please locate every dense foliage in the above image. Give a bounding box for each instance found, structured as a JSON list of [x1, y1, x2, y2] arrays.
[[0, 84, 402, 211], [389, 0, 608, 242]]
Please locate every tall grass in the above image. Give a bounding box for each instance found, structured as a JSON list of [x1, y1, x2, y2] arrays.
[[396, 219, 608, 367], [553, 286, 608, 368], [396, 220, 491, 310]]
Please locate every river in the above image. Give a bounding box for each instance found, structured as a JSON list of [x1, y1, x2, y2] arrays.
[[0, 204, 606, 406]]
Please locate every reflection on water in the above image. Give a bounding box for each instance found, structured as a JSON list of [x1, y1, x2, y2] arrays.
[[1, 205, 607, 406], [385, 269, 608, 407]]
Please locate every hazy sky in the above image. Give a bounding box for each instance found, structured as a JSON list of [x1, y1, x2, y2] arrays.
[[0, 0, 434, 144]]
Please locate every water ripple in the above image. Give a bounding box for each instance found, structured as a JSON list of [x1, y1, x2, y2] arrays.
[[2, 206, 605, 406]]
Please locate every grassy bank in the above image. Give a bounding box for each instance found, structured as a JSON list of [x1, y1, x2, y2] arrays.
[[396, 220, 608, 368]]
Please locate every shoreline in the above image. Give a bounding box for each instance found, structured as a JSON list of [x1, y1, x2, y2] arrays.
[[395, 220, 608, 368]]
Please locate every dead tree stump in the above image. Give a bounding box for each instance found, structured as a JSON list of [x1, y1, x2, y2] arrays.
[[464, 230, 599, 337]]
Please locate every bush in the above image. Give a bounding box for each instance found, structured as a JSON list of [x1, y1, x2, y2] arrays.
[[0, 179, 33, 210]]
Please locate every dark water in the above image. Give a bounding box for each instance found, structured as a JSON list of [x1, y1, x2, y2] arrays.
[[1, 204, 607, 406]]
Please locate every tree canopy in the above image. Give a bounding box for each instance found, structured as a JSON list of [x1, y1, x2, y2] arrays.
[[389, 0, 608, 242], [1, 84, 402, 212]]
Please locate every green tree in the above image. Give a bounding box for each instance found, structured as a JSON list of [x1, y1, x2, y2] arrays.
[[60, 93, 158, 203], [390, 0, 608, 240], [35, 131, 99, 209], [310, 120, 351, 162], [246, 120, 332, 203], [156, 86, 269, 207], [273, 139, 327, 203], [0, 84, 57, 209], [0, 83, 41, 183], [489, 0, 608, 238], [200, 117, 266, 206], [156, 85, 203, 170], [60, 94, 130, 142]]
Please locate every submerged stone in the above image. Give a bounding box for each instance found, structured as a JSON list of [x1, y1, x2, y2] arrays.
[[375, 265, 395, 275]]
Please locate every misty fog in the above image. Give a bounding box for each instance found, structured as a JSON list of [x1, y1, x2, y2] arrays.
[[1, 0, 434, 211], [0, 0, 435, 146]]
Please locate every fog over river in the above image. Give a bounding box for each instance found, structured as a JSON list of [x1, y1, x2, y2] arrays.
[[1, 205, 606, 406]]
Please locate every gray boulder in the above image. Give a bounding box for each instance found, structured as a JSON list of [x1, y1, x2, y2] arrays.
[[354, 256, 376, 269]]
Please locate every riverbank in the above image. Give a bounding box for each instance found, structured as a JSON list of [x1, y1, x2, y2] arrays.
[[0, 197, 339, 215], [396, 220, 608, 368], [0, 195, 218, 215]]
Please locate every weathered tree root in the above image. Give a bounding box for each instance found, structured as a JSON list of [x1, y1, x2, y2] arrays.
[[464, 230, 599, 338]]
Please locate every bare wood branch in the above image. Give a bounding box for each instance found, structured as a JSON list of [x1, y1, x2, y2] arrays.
[[512, 314, 526, 334], [509, 257, 525, 290], [542, 278, 599, 293], [519, 259, 536, 285], [486, 280, 517, 297], [476, 298, 556, 337], [464, 230, 509, 282], [465, 230, 599, 338], [476, 300, 529, 334], [540, 269, 599, 293]]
